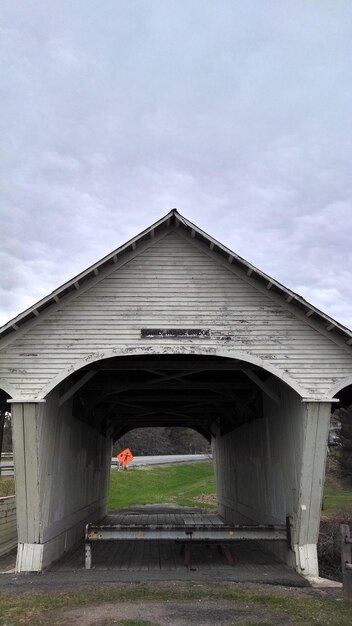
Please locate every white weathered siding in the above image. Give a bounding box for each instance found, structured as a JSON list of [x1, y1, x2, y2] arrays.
[[215, 382, 304, 528], [37, 389, 111, 547], [0, 496, 17, 557], [214, 379, 331, 576], [1, 230, 352, 399], [12, 390, 111, 571]]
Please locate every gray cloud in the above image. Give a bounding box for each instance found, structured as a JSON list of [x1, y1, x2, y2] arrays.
[[1, 1, 352, 327]]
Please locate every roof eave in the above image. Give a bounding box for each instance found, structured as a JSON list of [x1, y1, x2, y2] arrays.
[[0, 209, 177, 337], [0, 208, 351, 346]]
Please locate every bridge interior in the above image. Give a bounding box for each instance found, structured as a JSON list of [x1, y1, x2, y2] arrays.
[[61, 354, 267, 442], [47, 505, 305, 586]]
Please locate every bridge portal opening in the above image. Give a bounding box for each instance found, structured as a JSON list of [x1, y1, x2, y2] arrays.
[[11, 353, 328, 576]]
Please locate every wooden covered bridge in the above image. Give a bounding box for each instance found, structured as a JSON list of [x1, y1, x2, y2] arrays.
[[0, 209, 352, 576]]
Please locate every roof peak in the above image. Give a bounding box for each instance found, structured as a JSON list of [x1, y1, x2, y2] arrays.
[[0, 210, 351, 348]]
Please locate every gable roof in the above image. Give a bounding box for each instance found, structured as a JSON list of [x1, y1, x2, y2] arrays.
[[1, 208, 351, 347]]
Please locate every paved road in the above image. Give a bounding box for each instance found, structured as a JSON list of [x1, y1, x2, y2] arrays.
[[112, 454, 212, 468], [1, 454, 211, 476]]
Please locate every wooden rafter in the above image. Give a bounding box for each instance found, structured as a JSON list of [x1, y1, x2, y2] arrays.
[[58, 371, 96, 406], [242, 369, 281, 406]]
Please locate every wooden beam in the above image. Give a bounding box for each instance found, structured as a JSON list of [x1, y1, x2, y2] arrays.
[[112, 393, 222, 403], [82, 381, 252, 392], [173, 400, 215, 413], [91, 360, 253, 372], [130, 410, 198, 420], [58, 371, 96, 406], [145, 368, 213, 385], [113, 400, 148, 411], [110, 406, 215, 418], [213, 402, 236, 421], [242, 369, 281, 406]]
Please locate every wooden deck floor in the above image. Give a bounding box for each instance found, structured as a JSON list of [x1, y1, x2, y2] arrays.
[[98, 509, 226, 529], [49, 508, 307, 585], [55, 536, 286, 572]]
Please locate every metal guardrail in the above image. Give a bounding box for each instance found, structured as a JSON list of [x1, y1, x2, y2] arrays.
[[85, 521, 287, 569], [111, 454, 212, 469], [86, 522, 287, 542], [341, 524, 352, 600], [0, 465, 14, 476]]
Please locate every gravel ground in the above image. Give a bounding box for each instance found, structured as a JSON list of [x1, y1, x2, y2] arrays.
[[50, 597, 293, 625], [0, 580, 343, 626], [39, 582, 344, 626]]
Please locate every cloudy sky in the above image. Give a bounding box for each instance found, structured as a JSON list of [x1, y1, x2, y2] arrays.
[[1, 1, 351, 328]]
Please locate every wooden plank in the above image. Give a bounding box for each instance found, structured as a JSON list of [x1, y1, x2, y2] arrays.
[[0, 539, 17, 558], [139, 539, 150, 570], [0, 518, 17, 532], [148, 540, 160, 570], [0, 526, 17, 542], [0, 517, 17, 529], [114, 539, 130, 570]]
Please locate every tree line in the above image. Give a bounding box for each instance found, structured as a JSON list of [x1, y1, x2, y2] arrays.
[[332, 404, 352, 486], [113, 427, 210, 457]]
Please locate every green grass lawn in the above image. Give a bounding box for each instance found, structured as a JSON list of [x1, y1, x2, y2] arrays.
[[3, 462, 351, 518], [109, 461, 352, 517], [0, 477, 15, 497], [322, 479, 352, 515], [108, 461, 216, 511]]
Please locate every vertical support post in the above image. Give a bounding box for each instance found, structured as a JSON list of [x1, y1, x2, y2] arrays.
[[296, 401, 331, 576], [85, 541, 92, 569], [182, 544, 191, 567], [341, 524, 352, 601], [11, 402, 41, 544], [10, 401, 45, 572], [220, 544, 235, 566]]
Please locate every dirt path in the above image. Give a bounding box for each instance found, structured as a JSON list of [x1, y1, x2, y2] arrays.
[[8, 581, 342, 626], [51, 598, 292, 625]]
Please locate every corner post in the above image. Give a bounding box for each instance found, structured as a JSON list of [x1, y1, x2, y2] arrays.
[[295, 400, 331, 577], [9, 399, 46, 572]]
